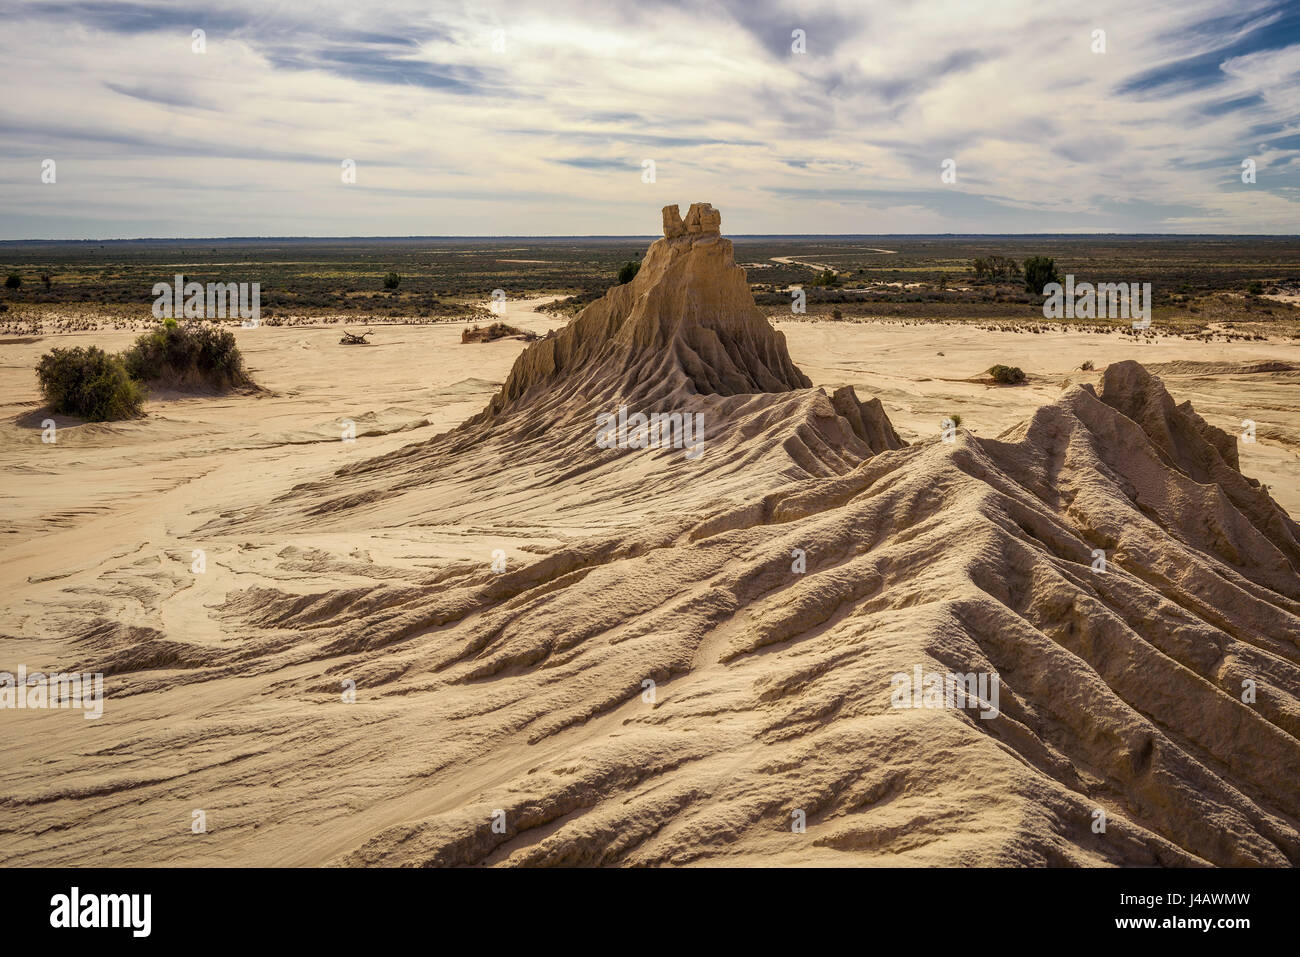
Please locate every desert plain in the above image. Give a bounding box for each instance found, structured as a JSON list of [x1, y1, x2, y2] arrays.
[[1, 210, 1298, 866]]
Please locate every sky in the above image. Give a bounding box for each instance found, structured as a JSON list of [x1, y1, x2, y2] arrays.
[[1, 0, 1298, 238]]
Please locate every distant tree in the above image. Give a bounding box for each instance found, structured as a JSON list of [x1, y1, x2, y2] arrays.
[[383, 272, 401, 290], [812, 269, 839, 287], [617, 261, 640, 284], [40, 273, 52, 290], [971, 256, 1019, 281], [4, 273, 20, 290], [987, 255, 1020, 279], [1023, 257, 1060, 295]]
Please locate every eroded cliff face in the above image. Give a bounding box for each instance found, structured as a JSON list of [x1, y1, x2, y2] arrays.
[[481, 203, 812, 418]]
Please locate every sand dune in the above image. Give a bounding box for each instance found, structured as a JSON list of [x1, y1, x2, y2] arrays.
[[1, 205, 1297, 866]]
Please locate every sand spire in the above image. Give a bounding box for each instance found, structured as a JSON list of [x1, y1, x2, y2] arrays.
[[482, 203, 812, 418]]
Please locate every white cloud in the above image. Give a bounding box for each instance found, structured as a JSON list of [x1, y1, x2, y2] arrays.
[[0, 0, 1296, 237]]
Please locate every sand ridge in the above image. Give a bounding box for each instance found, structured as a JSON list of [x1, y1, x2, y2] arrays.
[[0, 205, 1297, 867]]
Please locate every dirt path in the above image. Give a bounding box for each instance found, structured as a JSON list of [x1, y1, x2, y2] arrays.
[[771, 256, 839, 274], [771, 248, 897, 275]]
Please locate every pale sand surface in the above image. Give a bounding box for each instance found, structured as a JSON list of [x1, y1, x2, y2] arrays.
[[1, 245, 1297, 867]]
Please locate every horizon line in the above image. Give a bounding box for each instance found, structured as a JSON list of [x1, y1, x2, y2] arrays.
[[4, 232, 1300, 245]]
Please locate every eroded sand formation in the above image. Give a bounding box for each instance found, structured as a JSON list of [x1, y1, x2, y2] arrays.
[[2, 205, 1298, 866]]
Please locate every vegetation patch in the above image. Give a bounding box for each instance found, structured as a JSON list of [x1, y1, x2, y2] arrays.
[[988, 364, 1027, 385], [121, 320, 252, 391], [1023, 256, 1061, 295], [461, 322, 538, 343], [36, 346, 145, 421]]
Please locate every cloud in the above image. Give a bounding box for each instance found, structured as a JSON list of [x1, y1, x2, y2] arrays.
[[103, 81, 215, 109], [0, 0, 1296, 237], [552, 157, 630, 170]]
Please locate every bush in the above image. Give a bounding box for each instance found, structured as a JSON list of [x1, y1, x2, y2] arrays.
[[1080, 359, 1095, 371], [1023, 256, 1060, 295], [831, 308, 843, 320], [36, 346, 145, 421], [4, 273, 20, 290], [1246, 280, 1263, 296], [617, 261, 640, 285], [121, 322, 250, 390], [812, 269, 839, 287], [988, 364, 1027, 385], [383, 272, 401, 290]]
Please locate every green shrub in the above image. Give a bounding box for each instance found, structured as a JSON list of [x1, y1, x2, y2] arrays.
[[4, 273, 20, 290], [1023, 256, 1060, 295], [383, 272, 401, 290], [1246, 280, 1263, 296], [121, 322, 250, 390], [988, 364, 1027, 384], [617, 261, 640, 284], [36, 346, 145, 421]]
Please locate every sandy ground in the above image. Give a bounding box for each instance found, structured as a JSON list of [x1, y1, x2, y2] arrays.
[[1, 282, 1297, 865]]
